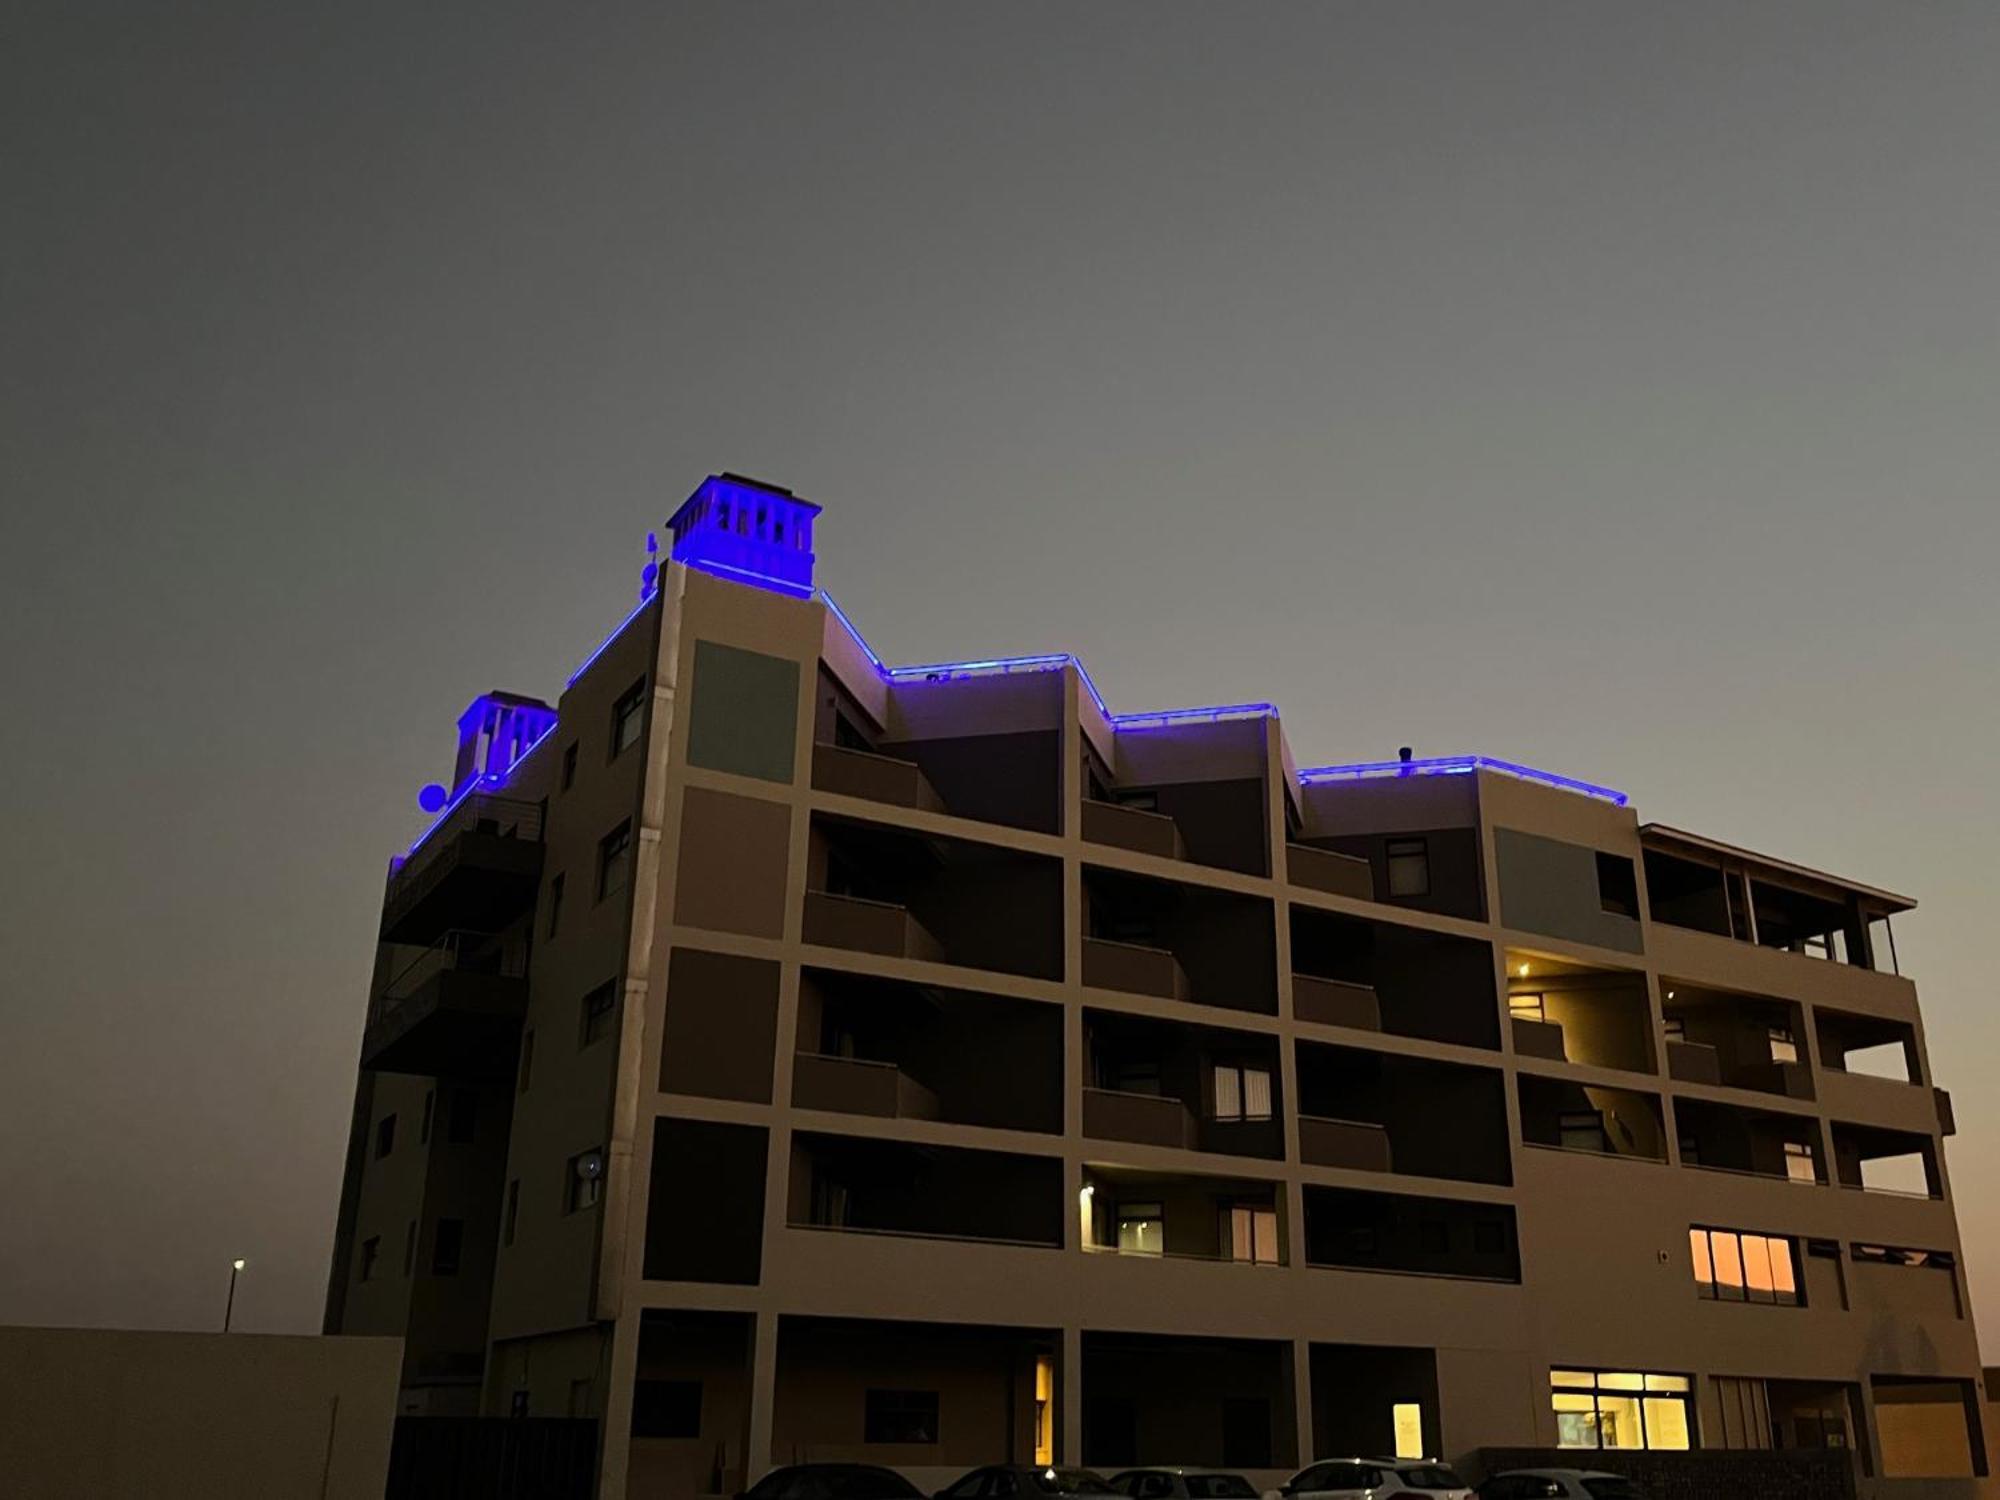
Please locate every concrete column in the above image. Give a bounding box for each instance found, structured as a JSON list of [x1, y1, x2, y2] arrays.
[[1061, 1325, 1084, 1466], [746, 1309, 780, 1481], [1291, 1338, 1314, 1469]]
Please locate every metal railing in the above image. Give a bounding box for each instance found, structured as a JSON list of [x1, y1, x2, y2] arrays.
[[372, 929, 524, 1025]]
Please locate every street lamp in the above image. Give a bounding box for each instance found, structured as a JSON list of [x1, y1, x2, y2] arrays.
[[223, 1258, 246, 1333]]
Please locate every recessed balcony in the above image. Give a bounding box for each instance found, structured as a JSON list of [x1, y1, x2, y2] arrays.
[[802, 890, 945, 964], [1302, 1185, 1520, 1282], [1505, 952, 1655, 1075], [1661, 980, 1812, 1100], [380, 794, 543, 945], [1291, 906, 1497, 1048], [791, 1053, 940, 1121], [1083, 799, 1187, 861], [1285, 843, 1374, 901], [1296, 1041, 1511, 1184], [1084, 1009, 1284, 1160], [1083, 866, 1277, 1017], [361, 930, 527, 1080], [810, 742, 947, 815], [1081, 1165, 1287, 1266]]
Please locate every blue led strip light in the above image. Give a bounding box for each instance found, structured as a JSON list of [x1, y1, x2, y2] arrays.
[[1296, 754, 1629, 806], [394, 718, 560, 871], [820, 589, 1275, 730]]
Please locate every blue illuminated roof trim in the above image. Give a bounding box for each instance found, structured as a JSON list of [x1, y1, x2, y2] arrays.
[[819, 590, 1275, 731], [566, 585, 660, 689], [393, 718, 558, 872], [1296, 754, 1629, 806]]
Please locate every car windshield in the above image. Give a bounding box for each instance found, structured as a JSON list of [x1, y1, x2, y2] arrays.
[[1185, 1478, 1257, 1498], [1580, 1481, 1645, 1500], [1396, 1467, 1465, 1491], [1034, 1470, 1118, 1495]]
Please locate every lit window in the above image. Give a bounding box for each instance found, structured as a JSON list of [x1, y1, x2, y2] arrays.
[[567, 1149, 605, 1213], [1032, 1356, 1054, 1466], [1510, 993, 1546, 1022], [1784, 1140, 1818, 1184], [1213, 1063, 1273, 1122], [1386, 839, 1430, 897], [597, 821, 633, 899], [1550, 1369, 1691, 1450], [1117, 1202, 1165, 1256], [1690, 1226, 1801, 1306], [1392, 1403, 1424, 1460], [611, 681, 647, 758], [580, 982, 617, 1047], [1768, 1027, 1799, 1065], [1228, 1204, 1280, 1265]]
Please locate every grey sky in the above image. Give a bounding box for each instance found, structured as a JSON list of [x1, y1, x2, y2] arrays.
[[4, 3, 1998, 1345]]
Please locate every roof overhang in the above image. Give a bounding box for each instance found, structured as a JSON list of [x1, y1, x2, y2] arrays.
[[1639, 823, 1914, 913]]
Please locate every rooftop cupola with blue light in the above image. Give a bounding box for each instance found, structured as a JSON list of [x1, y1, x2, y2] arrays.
[[665, 473, 820, 599]]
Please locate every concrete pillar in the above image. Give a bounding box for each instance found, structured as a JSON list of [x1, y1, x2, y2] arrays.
[[1291, 1338, 1314, 1469], [746, 1309, 780, 1481], [1061, 1325, 1084, 1466]]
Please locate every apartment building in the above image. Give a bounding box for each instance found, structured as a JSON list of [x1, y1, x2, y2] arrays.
[[325, 474, 1988, 1499]]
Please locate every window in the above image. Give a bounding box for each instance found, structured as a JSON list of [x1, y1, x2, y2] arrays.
[[1032, 1355, 1054, 1467], [402, 1220, 417, 1276], [1596, 853, 1639, 918], [567, 1149, 605, 1213], [518, 1030, 535, 1094], [510, 1390, 530, 1418], [419, 1090, 434, 1144], [1662, 1016, 1686, 1041], [503, 1179, 520, 1247], [431, 1217, 464, 1276], [374, 1114, 396, 1159], [1227, 1204, 1280, 1264], [447, 1087, 477, 1144], [1854, 1243, 1956, 1268], [1392, 1403, 1425, 1460], [611, 680, 647, 758], [598, 821, 633, 899], [1767, 1027, 1799, 1065], [864, 1389, 939, 1444], [1690, 1226, 1801, 1305], [631, 1378, 702, 1438], [1386, 838, 1430, 897], [580, 981, 617, 1047], [1212, 1063, 1273, 1122], [1116, 1202, 1164, 1256], [358, 1236, 379, 1282], [560, 740, 578, 791], [1551, 1369, 1691, 1451], [568, 1378, 592, 1417], [546, 874, 565, 938], [1510, 993, 1546, 1022], [1784, 1140, 1818, 1184]]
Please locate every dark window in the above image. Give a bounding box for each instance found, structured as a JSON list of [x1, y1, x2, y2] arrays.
[[419, 1091, 434, 1144], [568, 1149, 605, 1213], [358, 1236, 379, 1282], [612, 680, 648, 758], [865, 1389, 939, 1444], [561, 740, 578, 791], [402, 1220, 417, 1276], [431, 1217, 464, 1276], [1220, 1396, 1272, 1467], [1386, 838, 1430, 897], [581, 981, 617, 1047], [547, 874, 565, 938], [1597, 853, 1640, 918], [503, 1179, 519, 1247], [518, 1030, 535, 1094], [510, 1390, 530, 1418], [631, 1378, 702, 1438], [448, 1088, 478, 1144], [598, 821, 633, 899], [374, 1114, 396, 1159]]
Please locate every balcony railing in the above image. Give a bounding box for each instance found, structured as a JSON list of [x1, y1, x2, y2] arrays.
[[362, 929, 529, 1079], [1292, 974, 1382, 1031], [1082, 801, 1186, 861], [1082, 1087, 1197, 1150], [1286, 844, 1374, 901], [1297, 1114, 1394, 1173], [811, 743, 946, 814], [381, 794, 544, 943], [1082, 938, 1191, 1000], [792, 1052, 941, 1121], [802, 891, 945, 963]]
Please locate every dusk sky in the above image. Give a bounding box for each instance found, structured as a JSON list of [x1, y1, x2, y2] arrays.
[[5, 4, 1999, 1347]]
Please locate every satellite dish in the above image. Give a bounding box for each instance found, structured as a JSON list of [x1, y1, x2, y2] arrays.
[[417, 783, 449, 813], [576, 1152, 605, 1180]]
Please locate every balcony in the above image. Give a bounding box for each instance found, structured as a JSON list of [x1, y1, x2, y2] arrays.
[[1291, 906, 1497, 1048], [1083, 1088, 1196, 1151], [1084, 1009, 1284, 1160], [1302, 1185, 1520, 1282], [1517, 1074, 1666, 1162], [1296, 1041, 1510, 1184], [1674, 1097, 1824, 1183], [1661, 980, 1812, 1100], [380, 794, 543, 945], [789, 1132, 1064, 1248], [792, 1053, 940, 1121], [1506, 952, 1654, 1074], [1083, 799, 1187, 861], [810, 742, 946, 815], [362, 931, 527, 1080], [803, 890, 945, 963], [1083, 867, 1277, 1016], [795, 969, 1063, 1133], [1831, 1121, 1941, 1199], [1081, 1164, 1287, 1265], [1285, 843, 1374, 901]]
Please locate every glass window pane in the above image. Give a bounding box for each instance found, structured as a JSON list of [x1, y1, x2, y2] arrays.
[[1598, 1372, 1645, 1391], [1644, 1374, 1690, 1392], [1214, 1067, 1241, 1120], [1743, 1236, 1776, 1303], [1254, 1209, 1279, 1265], [1551, 1370, 1596, 1389], [1552, 1392, 1598, 1448], [1243, 1069, 1273, 1120], [1771, 1241, 1799, 1305], [1713, 1232, 1746, 1300], [1643, 1397, 1691, 1450], [1689, 1229, 1714, 1294], [1597, 1395, 1644, 1448]]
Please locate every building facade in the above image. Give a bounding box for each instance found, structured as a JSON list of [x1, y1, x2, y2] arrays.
[[326, 474, 1988, 1498]]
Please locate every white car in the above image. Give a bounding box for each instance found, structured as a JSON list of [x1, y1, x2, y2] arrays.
[[1273, 1458, 1473, 1500], [1475, 1472, 1645, 1500], [1109, 1468, 1260, 1499]]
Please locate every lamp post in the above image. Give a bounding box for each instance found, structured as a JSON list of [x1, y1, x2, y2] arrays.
[[223, 1258, 246, 1332]]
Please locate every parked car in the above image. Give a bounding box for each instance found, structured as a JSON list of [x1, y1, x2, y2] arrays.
[[1475, 1473, 1646, 1500], [1273, 1458, 1473, 1499], [1109, 1467, 1261, 1498], [744, 1464, 929, 1500], [937, 1465, 1122, 1497]]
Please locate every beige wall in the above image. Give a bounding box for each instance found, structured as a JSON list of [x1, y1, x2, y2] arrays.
[[0, 1327, 398, 1500]]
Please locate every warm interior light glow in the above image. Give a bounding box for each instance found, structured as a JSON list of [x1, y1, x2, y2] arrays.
[[1393, 1402, 1424, 1459], [1518, 963, 1531, 977], [1033, 1356, 1054, 1466]]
